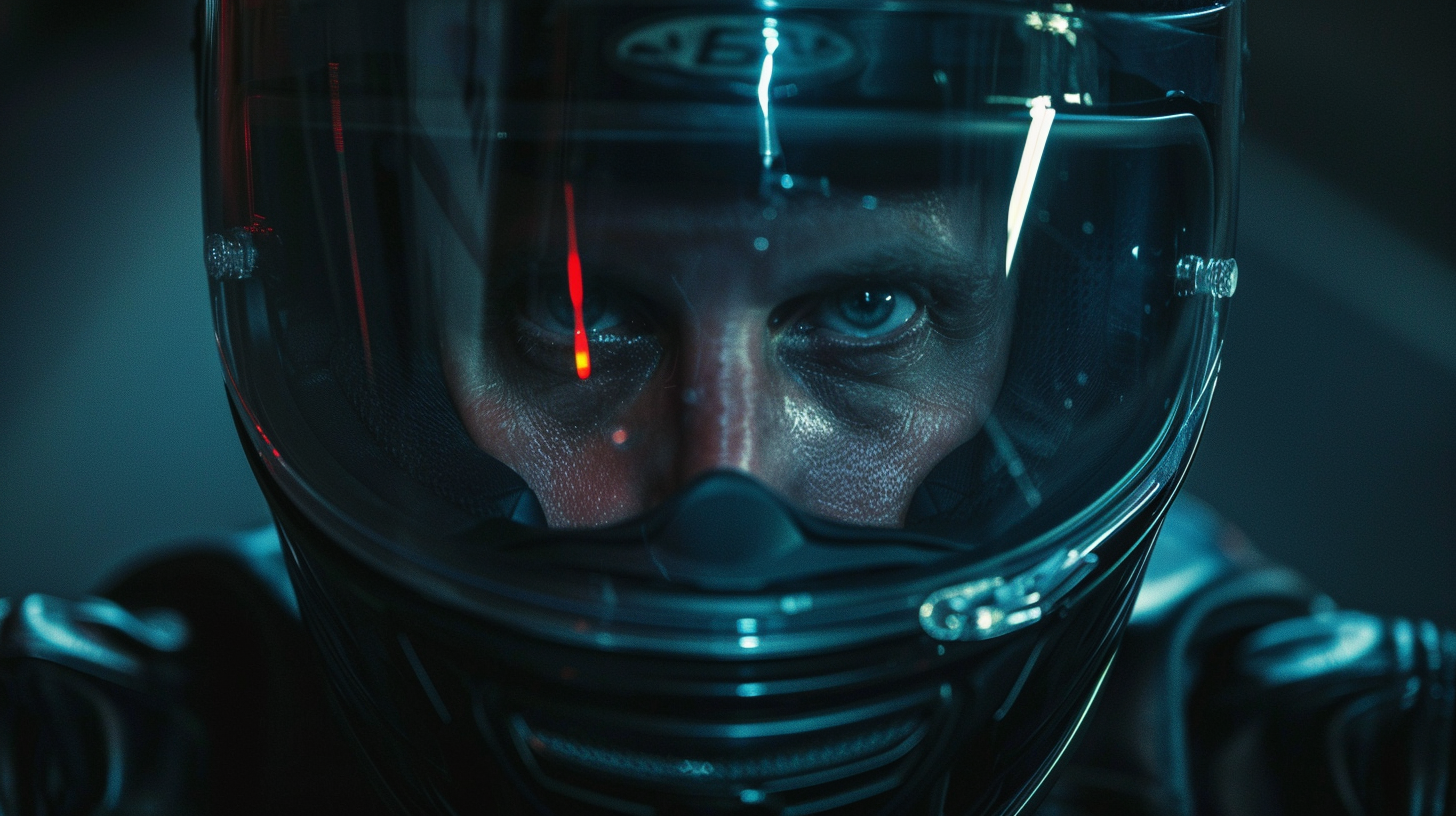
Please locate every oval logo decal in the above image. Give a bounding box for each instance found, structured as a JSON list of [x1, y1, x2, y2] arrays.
[[612, 15, 858, 90]]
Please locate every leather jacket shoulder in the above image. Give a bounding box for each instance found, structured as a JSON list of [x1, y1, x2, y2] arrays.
[[0, 528, 385, 815], [1044, 496, 1456, 816]]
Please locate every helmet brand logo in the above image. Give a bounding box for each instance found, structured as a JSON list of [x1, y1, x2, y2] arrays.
[[612, 15, 857, 89]]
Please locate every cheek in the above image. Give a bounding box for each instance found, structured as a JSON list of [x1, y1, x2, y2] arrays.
[[454, 382, 682, 528], [456, 394, 629, 527], [784, 393, 981, 526], [782, 317, 1014, 526]]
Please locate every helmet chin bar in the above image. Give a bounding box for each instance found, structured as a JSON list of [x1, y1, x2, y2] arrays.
[[240, 399, 1177, 816]]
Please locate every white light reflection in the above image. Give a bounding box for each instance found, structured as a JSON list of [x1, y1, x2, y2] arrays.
[[737, 682, 766, 697], [758, 19, 781, 168], [758, 22, 778, 116], [1005, 96, 1056, 277]]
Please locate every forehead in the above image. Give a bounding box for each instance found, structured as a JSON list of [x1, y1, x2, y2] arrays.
[[498, 182, 997, 303]]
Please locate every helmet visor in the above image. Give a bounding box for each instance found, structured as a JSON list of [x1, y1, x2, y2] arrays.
[[210, 0, 1233, 646]]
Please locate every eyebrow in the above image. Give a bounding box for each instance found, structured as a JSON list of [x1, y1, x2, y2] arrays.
[[767, 223, 998, 301]]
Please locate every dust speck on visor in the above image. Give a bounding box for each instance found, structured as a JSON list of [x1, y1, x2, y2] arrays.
[[207, 0, 1236, 641]]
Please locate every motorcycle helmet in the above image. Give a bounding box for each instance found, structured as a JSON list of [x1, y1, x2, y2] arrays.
[[199, 0, 1242, 810]]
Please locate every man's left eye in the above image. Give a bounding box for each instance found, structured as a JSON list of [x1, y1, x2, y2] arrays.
[[807, 286, 920, 339]]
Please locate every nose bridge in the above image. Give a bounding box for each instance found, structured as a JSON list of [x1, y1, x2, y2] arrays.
[[682, 313, 766, 476]]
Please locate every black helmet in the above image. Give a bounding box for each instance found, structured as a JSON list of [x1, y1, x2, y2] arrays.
[[200, 0, 1242, 811]]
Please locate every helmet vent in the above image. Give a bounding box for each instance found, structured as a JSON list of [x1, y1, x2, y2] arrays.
[[507, 703, 937, 812]]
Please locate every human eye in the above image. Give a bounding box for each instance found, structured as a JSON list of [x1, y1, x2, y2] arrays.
[[803, 285, 921, 340], [771, 281, 932, 382], [522, 278, 632, 337], [505, 272, 664, 389]]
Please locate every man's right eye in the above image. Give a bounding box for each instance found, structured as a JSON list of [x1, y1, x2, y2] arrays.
[[529, 284, 629, 336], [509, 278, 665, 386]]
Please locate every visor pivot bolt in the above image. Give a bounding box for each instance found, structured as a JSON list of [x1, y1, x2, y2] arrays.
[[1175, 255, 1238, 298], [205, 228, 258, 280], [920, 548, 1098, 641]]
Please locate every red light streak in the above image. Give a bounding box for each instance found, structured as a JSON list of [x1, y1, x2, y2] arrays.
[[254, 424, 282, 459], [242, 95, 256, 221], [329, 62, 374, 381], [564, 183, 591, 379], [221, 360, 283, 461]]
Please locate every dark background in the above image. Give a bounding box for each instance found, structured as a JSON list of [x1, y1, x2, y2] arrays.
[[2, 0, 1453, 624]]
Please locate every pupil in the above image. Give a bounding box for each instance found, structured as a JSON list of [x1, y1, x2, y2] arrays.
[[842, 289, 893, 327], [546, 288, 603, 330]]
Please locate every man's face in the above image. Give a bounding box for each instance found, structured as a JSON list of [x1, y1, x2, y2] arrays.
[[443, 184, 1015, 528]]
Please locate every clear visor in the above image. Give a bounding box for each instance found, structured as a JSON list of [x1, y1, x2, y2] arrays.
[[209, 0, 1233, 649]]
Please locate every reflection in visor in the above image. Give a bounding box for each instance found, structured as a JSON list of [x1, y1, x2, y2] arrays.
[[327, 60, 373, 381], [758, 18, 782, 169], [564, 182, 591, 379], [1006, 96, 1056, 278]]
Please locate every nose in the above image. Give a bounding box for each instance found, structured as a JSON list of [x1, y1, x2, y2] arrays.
[[673, 312, 782, 487]]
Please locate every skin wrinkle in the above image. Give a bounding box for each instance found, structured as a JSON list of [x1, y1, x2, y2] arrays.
[[441, 188, 1015, 528]]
